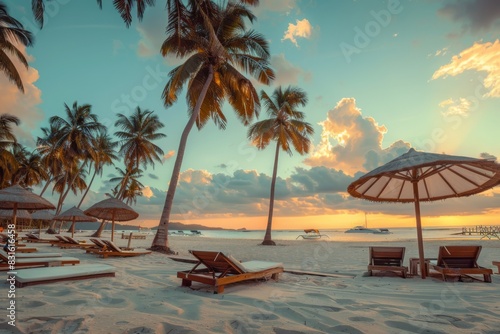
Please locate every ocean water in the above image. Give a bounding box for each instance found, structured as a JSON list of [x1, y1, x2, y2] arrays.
[[102, 226, 489, 242]]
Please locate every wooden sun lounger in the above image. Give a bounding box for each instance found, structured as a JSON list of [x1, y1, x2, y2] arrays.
[[15, 247, 38, 253], [429, 245, 492, 283], [1, 249, 61, 259], [0, 255, 80, 271], [367, 246, 408, 278], [177, 250, 284, 294], [23, 233, 58, 243], [96, 240, 151, 258], [15, 264, 116, 288], [493, 261, 500, 274]]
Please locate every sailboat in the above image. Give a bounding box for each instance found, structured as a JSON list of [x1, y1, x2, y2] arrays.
[[345, 213, 391, 234]]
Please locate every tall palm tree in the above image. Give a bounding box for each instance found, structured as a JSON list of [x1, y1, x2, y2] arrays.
[[0, 2, 34, 93], [36, 123, 65, 196], [115, 107, 165, 164], [150, 1, 274, 253], [247, 86, 314, 245], [0, 114, 20, 187], [77, 131, 118, 208], [109, 166, 143, 201], [114, 107, 165, 199], [48, 101, 104, 214]]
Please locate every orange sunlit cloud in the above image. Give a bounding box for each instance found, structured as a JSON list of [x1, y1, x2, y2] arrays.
[[304, 98, 411, 175], [0, 43, 43, 146], [282, 18, 313, 47], [432, 39, 500, 97]]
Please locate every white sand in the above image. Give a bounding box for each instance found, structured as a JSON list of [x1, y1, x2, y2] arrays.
[[3, 232, 499, 334]]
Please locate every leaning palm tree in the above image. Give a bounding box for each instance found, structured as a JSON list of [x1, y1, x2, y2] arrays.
[[0, 2, 34, 92], [150, 1, 274, 253], [247, 86, 314, 245]]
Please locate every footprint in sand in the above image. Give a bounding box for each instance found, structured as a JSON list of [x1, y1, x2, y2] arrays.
[[125, 326, 155, 334], [327, 325, 364, 334], [250, 313, 279, 321], [273, 328, 307, 334], [385, 320, 447, 334], [348, 316, 375, 323], [43, 288, 72, 297], [22, 301, 46, 308], [62, 299, 88, 306]]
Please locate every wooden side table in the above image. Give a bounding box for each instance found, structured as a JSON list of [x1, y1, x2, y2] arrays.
[[409, 258, 436, 277]]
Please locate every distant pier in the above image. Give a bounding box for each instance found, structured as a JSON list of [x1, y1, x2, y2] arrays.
[[461, 225, 500, 240]]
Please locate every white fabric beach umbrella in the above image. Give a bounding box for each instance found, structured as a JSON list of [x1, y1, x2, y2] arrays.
[[0, 185, 56, 233], [53, 206, 98, 238], [84, 198, 138, 241], [347, 148, 500, 278], [31, 210, 55, 235]]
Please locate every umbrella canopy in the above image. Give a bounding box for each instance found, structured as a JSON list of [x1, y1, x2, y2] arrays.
[[54, 206, 98, 238], [0, 209, 32, 221], [0, 185, 56, 231], [347, 148, 500, 278], [31, 210, 55, 236], [84, 198, 138, 241]]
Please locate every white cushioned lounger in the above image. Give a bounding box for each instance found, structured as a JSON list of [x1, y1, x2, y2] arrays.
[[0, 249, 62, 258], [15, 263, 116, 287]]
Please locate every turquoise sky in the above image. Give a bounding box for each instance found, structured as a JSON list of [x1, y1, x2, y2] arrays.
[[2, 0, 500, 229]]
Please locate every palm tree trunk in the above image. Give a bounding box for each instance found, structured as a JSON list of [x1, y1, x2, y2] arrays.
[[78, 167, 98, 208], [262, 141, 280, 245], [39, 176, 54, 196], [150, 65, 215, 253], [91, 220, 107, 238]]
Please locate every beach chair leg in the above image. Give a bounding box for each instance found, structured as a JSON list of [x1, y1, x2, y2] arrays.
[[181, 279, 192, 287], [214, 285, 224, 294], [484, 274, 491, 283], [271, 273, 279, 280]]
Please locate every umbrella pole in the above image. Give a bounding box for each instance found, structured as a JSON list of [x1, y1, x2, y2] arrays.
[[71, 218, 75, 238], [413, 182, 426, 279], [111, 211, 116, 242]]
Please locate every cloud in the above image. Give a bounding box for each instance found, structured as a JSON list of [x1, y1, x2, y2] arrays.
[[254, 0, 298, 16], [134, 6, 168, 58], [0, 43, 43, 147], [163, 150, 175, 161], [304, 98, 411, 175], [438, 98, 472, 117], [269, 53, 312, 86], [142, 186, 154, 198], [438, 0, 500, 34], [432, 40, 500, 97], [282, 18, 312, 47]]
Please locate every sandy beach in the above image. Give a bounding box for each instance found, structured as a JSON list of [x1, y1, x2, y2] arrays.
[[2, 232, 499, 334]]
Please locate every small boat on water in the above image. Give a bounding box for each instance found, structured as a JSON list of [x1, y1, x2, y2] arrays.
[[345, 213, 391, 234], [344, 226, 391, 234], [296, 229, 329, 239]]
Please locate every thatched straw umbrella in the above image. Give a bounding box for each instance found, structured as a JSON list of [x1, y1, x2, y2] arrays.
[[84, 198, 138, 241], [53, 206, 98, 238]]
